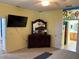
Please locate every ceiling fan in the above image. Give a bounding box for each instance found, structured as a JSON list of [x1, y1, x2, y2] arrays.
[[33, 0, 70, 7], [16, 0, 68, 6], [14, 0, 73, 10], [14, 0, 72, 7]]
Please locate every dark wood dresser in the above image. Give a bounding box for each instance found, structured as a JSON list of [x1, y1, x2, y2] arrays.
[[28, 34, 51, 48]]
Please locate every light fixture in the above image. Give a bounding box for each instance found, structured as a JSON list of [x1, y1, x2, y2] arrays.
[[41, 0, 50, 6]]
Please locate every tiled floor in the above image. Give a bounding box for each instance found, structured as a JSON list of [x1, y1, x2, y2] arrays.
[[12, 48, 56, 53], [0, 48, 57, 59], [0, 48, 78, 59], [64, 40, 77, 52], [47, 50, 79, 59]]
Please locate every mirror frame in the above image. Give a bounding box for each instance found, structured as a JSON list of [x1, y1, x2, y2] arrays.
[[32, 19, 47, 34]]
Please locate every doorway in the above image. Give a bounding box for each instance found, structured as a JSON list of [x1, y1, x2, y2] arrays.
[[0, 19, 2, 49], [62, 20, 78, 52], [0, 17, 6, 54]]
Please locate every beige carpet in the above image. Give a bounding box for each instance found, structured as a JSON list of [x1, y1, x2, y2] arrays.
[[0, 48, 57, 59]]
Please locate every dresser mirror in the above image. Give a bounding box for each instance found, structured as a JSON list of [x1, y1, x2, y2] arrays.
[[32, 19, 47, 34], [28, 19, 50, 48]]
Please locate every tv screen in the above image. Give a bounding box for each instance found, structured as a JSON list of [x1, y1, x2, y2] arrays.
[[7, 15, 28, 27]]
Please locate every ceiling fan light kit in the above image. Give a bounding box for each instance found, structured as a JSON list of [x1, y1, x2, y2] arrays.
[[41, 0, 50, 6], [0, 0, 78, 11]]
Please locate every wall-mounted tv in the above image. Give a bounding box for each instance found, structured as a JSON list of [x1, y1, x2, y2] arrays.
[[7, 15, 28, 27]]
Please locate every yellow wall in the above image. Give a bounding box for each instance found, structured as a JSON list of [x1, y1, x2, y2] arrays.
[[0, 3, 39, 52], [39, 10, 63, 47], [0, 3, 63, 52]]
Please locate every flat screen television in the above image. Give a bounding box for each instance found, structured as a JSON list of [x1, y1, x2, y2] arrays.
[[7, 15, 28, 27]]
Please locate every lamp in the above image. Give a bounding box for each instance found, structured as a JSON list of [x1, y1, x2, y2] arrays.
[[41, 0, 50, 6]]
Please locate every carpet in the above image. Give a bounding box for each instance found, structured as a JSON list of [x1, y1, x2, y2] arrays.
[[34, 52, 52, 59]]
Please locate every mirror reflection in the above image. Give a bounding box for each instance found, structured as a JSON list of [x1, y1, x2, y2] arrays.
[[32, 19, 47, 34]]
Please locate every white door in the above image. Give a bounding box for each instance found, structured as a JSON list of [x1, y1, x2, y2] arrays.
[[76, 20, 79, 53], [55, 21, 63, 49]]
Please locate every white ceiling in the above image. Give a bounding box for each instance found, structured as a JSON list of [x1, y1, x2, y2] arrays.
[[0, 0, 79, 11]]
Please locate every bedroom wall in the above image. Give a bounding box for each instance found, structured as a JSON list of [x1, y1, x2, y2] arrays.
[[0, 3, 63, 52], [39, 10, 63, 47], [0, 3, 39, 52]]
